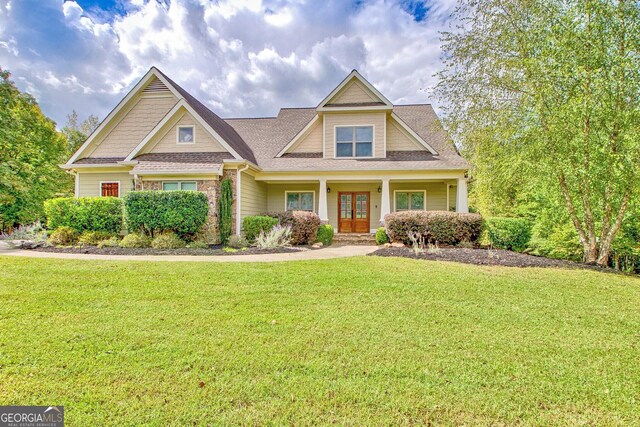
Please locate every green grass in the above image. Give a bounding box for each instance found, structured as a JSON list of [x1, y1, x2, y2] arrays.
[[0, 256, 638, 426]]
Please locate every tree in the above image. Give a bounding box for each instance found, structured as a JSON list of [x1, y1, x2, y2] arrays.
[[62, 110, 99, 156], [0, 68, 72, 230], [436, 0, 640, 265]]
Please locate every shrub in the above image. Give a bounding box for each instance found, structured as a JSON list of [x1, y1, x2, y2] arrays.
[[219, 178, 233, 245], [316, 224, 334, 246], [384, 211, 483, 246], [97, 236, 121, 248], [151, 232, 186, 249], [228, 234, 247, 249], [0, 222, 48, 244], [78, 231, 115, 246], [186, 239, 209, 249], [48, 226, 79, 246], [119, 233, 151, 248], [255, 225, 292, 249], [264, 211, 321, 245], [124, 191, 208, 239], [375, 227, 389, 245], [485, 217, 532, 252], [44, 197, 123, 234], [243, 216, 278, 243]]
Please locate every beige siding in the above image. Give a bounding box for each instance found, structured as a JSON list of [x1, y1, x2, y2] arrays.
[[289, 120, 323, 153], [386, 118, 423, 151], [77, 172, 134, 197], [390, 181, 448, 211], [240, 172, 268, 220], [90, 96, 177, 157], [323, 112, 386, 158], [331, 81, 378, 104], [326, 183, 381, 231], [147, 110, 229, 154], [267, 183, 320, 213]]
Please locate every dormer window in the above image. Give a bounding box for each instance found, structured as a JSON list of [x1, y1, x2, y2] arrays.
[[335, 126, 373, 158], [177, 126, 194, 144]]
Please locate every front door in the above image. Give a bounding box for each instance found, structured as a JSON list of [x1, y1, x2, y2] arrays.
[[338, 192, 370, 233]]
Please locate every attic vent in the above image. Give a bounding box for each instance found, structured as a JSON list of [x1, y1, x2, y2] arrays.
[[142, 78, 170, 94]]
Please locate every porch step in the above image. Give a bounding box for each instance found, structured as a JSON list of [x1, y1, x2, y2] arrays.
[[333, 233, 377, 245]]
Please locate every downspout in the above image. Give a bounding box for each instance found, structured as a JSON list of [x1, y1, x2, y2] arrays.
[[66, 169, 79, 197], [236, 163, 250, 235]]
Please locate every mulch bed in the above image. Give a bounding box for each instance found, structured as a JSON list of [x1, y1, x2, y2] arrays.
[[370, 246, 617, 273], [32, 245, 303, 256]]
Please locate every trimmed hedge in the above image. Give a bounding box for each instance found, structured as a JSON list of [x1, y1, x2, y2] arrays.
[[124, 191, 208, 238], [385, 211, 483, 245], [264, 211, 321, 245], [44, 197, 123, 234], [316, 224, 334, 246], [119, 233, 151, 248], [485, 217, 532, 252], [243, 215, 278, 243]]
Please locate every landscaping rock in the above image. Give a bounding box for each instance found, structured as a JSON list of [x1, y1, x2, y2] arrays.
[[390, 242, 405, 248], [312, 242, 323, 249]]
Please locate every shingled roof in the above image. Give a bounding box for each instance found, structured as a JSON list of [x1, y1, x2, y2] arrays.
[[224, 105, 467, 171], [154, 69, 257, 164]]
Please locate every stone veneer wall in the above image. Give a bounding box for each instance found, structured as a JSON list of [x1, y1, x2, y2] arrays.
[[138, 169, 237, 244]]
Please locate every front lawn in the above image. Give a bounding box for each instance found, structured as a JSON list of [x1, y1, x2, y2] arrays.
[[0, 256, 638, 425]]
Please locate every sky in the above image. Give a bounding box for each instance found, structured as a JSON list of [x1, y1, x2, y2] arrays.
[[0, 0, 457, 127]]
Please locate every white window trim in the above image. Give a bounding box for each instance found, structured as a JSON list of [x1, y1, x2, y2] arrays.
[[162, 180, 198, 191], [393, 190, 427, 212], [334, 124, 375, 159], [177, 125, 195, 144], [284, 191, 316, 212], [99, 181, 120, 197]]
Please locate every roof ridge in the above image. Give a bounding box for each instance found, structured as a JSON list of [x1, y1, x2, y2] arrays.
[[393, 103, 432, 107]]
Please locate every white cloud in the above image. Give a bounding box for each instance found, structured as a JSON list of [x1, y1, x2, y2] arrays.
[[0, 0, 456, 126]]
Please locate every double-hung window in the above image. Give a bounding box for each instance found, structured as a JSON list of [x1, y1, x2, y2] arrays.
[[395, 191, 426, 211], [336, 126, 373, 157], [286, 192, 314, 212], [162, 181, 197, 191]]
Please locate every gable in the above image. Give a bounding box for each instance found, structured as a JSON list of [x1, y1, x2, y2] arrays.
[[329, 80, 379, 105], [317, 70, 392, 111], [285, 119, 323, 154], [89, 95, 178, 158], [386, 117, 426, 151], [143, 109, 230, 155]]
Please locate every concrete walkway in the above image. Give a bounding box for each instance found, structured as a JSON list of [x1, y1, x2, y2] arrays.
[[0, 241, 377, 263]]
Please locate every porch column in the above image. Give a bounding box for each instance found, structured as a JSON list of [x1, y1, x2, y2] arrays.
[[318, 178, 329, 223], [456, 178, 469, 213], [379, 178, 390, 225]]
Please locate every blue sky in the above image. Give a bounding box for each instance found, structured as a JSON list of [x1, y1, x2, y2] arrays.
[[0, 0, 456, 127]]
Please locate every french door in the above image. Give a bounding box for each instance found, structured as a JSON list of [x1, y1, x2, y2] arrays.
[[338, 192, 370, 233]]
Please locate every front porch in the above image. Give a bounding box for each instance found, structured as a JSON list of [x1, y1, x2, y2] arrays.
[[254, 173, 469, 234]]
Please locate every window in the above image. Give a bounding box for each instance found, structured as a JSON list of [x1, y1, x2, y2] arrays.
[[162, 181, 197, 191], [395, 191, 425, 211], [286, 192, 314, 211], [101, 182, 119, 197], [177, 126, 194, 144], [335, 126, 373, 158]]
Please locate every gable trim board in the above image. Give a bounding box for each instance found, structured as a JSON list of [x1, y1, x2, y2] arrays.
[[67, 67, 182, 165], [124, 100, 242, 162], [317, 70, 392, 110]]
